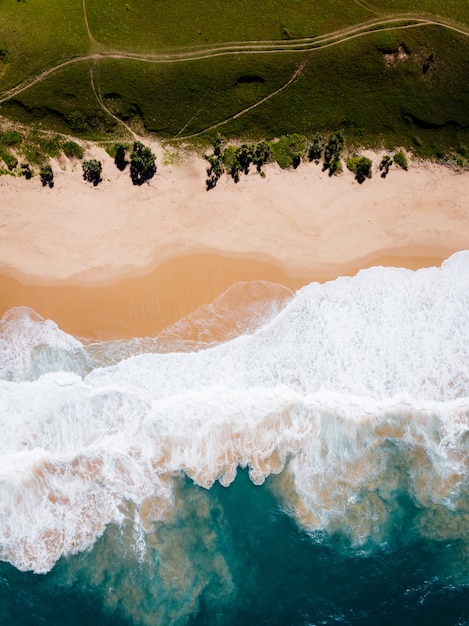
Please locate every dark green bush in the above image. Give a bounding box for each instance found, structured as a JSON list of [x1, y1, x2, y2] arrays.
[[40, 164, 54, 188], [379, 154, 393, 178], [21, 163, 32, 179], [82, 159, 102, 186], [323, 132, 344, 175], [308, 133, 323, 163], [129, 141, 156, 185], [205, 153, 224, 189], [253, 140, 271, 173], [347, 155, 373, 183], [67, 111, 89, 134], [114, 143, 128, 171]]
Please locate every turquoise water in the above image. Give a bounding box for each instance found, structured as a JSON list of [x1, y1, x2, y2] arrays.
[[1, 253, 468, 624], [1, 472, 469, 624]]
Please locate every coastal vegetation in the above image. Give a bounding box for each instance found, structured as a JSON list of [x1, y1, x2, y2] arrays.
[[0, 116, 417, 188], [62, 141, 84, 160], [39, 164, 53, 188], [129, 141, 157, 185], [346, 156, 373, 183], [379, 155, 393, 178], [201, 132, 411, 189], [393, 150, 409, 170], [0, 1, 468, 162], [82, 159, 102, 186]]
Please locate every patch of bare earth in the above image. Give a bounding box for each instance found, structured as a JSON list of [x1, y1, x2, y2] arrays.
[[383, 42, 411, 67]]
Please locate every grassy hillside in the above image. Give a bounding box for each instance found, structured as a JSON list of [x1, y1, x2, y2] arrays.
[[0, 0, 468, 158], [85, 0, 469, 51]]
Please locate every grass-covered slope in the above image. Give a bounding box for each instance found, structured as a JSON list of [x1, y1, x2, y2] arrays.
[[0, 1, 468, 158]]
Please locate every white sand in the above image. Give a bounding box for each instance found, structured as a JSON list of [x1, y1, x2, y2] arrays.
[[1, 145, 468, 285]]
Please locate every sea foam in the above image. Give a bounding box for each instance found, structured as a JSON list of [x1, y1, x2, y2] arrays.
[[0, 252, 468, 573]]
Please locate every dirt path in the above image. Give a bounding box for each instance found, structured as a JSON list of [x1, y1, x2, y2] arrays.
[[176, 64, 305, 140], [1, 13, 468, 135]]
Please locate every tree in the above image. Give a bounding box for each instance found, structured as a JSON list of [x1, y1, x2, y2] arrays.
[[323, 131, 344, 175], [355, 156, 373, 183], [114, 143, 128, 171], [20, 163, 32, 179], [82, 159, 102, 186], [205, 153, 224, 190], [212, 133, 224, 157], [253, 140, 271, 173], [67, 110, 89, 134], [379, 155, 393, 178], [40, 164, 54, 188], [129, 141, 156, 185], [308, 133, 323, 163], [236, 144, 254, 175], [347, 156, 373, 183]]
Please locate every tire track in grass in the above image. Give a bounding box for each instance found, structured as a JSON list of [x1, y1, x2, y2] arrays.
[[1, 15, 468, 114]]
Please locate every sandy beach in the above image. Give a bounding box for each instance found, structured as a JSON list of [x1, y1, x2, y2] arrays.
[[1, 144, 468, 339]]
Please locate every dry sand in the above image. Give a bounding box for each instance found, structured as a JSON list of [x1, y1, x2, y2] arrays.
[[1, 144, 468, 339]]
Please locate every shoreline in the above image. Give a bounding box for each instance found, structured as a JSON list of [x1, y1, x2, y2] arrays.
[[1, 144, 468, 339], [0, 248, 452, 341]]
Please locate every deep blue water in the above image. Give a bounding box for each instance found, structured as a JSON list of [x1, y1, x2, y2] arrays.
[[1, 471, 468, 626]]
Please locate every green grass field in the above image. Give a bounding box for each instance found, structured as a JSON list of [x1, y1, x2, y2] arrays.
[[0, 0, 468, 159]]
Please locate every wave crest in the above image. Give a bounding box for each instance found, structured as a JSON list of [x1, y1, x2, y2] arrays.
[[1, 252, 468, 573]]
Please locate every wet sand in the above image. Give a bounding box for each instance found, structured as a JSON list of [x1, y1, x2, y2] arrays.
[[1, 145, 468, 340], [0, 249, 453, 340]]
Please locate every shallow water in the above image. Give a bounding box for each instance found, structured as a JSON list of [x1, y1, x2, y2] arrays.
[[1, 253, 468, 624]]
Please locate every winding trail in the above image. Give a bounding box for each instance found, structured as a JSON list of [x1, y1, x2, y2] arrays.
[[82, 0, 94, 43], [89, 67, 137, 139], [175, 64, 305, 140], [1, 13, 468, 136]]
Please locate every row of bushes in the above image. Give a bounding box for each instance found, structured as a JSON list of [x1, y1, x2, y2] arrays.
[[79, 142, 157, 186], [204, 133, 409, 189], [0, 139, 156, 188]]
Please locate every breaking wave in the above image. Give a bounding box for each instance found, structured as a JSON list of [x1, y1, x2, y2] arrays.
[[1, 252, 468, 578]]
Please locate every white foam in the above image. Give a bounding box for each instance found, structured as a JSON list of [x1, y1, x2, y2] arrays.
[[1, 252, 468, 572]]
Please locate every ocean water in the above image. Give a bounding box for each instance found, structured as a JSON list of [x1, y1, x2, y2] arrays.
[[1, 252, 469, 625]]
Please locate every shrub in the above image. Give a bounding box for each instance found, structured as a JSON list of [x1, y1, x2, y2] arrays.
[[271, 134, 307, 169], [222, 145, 237, 170], [40, 164, 54, 188], [394, 151, 408, 170], [347, 156, 372, 183], [0, 131, 22, 146], [21, 163, 32, 179], [253, 140, 271, 173], [323, 131, 344, 175], [379, 155, 393, 178], [114, 142, 128, 170], [129, 141, 156, 185], [67, 110, 89, 134], [212, 133, 224, 157], [308, 133, 323, 163], [24, 133, 62, 164], [82, 159, 102, 186], [236, 144, 254, 175], [62, 141, 84, 159], [205, 153, 224, 189], [1, 151, 18, 171]]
